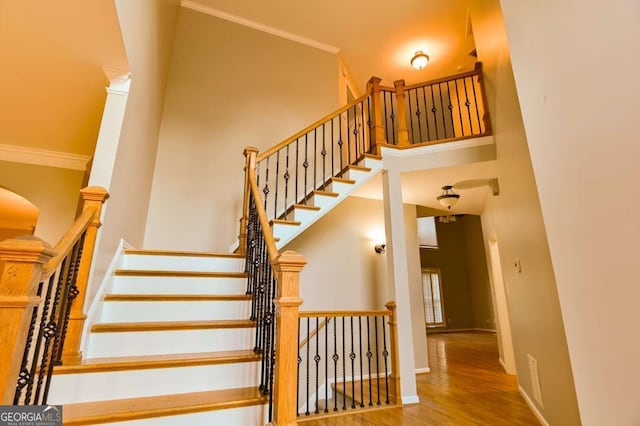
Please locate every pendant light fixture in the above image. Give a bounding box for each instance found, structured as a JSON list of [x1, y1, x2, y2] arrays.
[[437, 185, 460, 210]]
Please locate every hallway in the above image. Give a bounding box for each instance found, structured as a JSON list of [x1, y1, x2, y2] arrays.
[[301, 332, 538, 425]]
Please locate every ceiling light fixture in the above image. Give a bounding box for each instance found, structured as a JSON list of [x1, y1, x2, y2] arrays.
[[411, 51, 430, 69], [437, 185, 460, 210]]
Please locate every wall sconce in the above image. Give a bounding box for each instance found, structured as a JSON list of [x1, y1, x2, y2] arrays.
[[437, 185, 460, 210], [374, 244, 386, 254], [411, 51, 430, 69]]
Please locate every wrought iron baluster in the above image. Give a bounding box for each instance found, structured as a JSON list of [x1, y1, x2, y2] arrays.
[[358, 316, 364, 407], [454, 78, 465, 136], [342, 316, 346, 410], [333, 318, 338, 412], [338, 113, 344, 173], [471, 76, 482, 133], [303, 135, 309, 205], [430, 84, 439, 140], [295, 139, 299, 205], [321, 123, 327, 190], [366, 316, 373, 406], [305, 317, 310, 416], [13, 287, 40, 404], [419, 87, 429, 142], [360, 99, 366, 155], [324, 316, 329, 413], [390, 93, 396, 145], [274, 151, 280, 219], [284, 146, 290, 220], [330, 118, 335, 178], [374, 316, 381, 405], [463, 77, 473, 135], [414, 89, 423, 143], [407, 90, 414, 143], [296, 317, 301, 417], [438, 83, 447, 140], [346, 108, 352, 165], [313, 128, 317, 191], [263, 157, 270, 213], [383, 91, 390, 143], [447, 81, 456, 139], [314, 317, 320, 414], [383, 316, 390, 404], [350, 316, 356, 409]]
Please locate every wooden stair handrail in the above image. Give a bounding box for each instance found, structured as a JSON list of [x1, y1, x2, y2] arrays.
[[300, 309, 391, 318]]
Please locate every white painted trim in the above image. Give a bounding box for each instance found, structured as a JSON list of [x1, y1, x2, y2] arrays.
[[415, 367, 431, 374], [401, 395, 420, 405], [81, 239, 130, 356], [0, 143, 91, 171], [180, 0, 340, 54], [518, 386, 549, 426], [381, 135, 494, 158]]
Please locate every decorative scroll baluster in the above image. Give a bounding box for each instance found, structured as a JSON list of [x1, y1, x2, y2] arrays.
[[438, 83, 447, 138], [283, 145, 290, 220], [314, 317, 320, 414], [430, 84, 439, 140], [274, 150, 280, 219], [413, 89, 423, 143], [305, 317, 310, 416], [374, 316, 381, 405], [296, 317, 301, 417], [338, 113, 344, 173], [463, 77, 473, 134], [350, 316, 356, 409], [321, 123, 327, 190], [333, 318, 338, 412], [324, 316, 329, 413], [447, 81, 456, 138], [382, 317, 390, 404], [366, 316, 373, 406], [303, 135, 309, 205]]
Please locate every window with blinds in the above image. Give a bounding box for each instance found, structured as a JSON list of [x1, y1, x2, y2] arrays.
[[422, 269, 445, 327]]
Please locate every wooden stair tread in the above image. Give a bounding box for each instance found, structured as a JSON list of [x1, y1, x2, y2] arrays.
[[124, 248, 243, 258], [114, 270, 247, 278], [104, 294, 252, 302], [54, 350, 259, 374], [293, 204, 321, 211], [329, 177, 356, 185], [91, 319, 256, 333], [270, 219, 302, 226], [62, 386, 267, 425], [312, 190, 339, 197], [346, 165, 372, 172], [363, 153, 383, 160]]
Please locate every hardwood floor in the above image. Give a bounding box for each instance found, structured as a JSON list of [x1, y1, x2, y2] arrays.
[[301, 332, 538, 425]]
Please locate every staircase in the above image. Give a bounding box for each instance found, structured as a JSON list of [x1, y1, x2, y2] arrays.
[[49, 249, 269, 425]]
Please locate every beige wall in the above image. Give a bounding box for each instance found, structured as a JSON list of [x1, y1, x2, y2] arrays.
[[0, 161, 83, 243], [420, 215, 495, 331], [144, 8, 340, 252], [499, 0, 640, 424], [471, 1, 580, 424], [89, 0, 181, 302], [284, 196, 428, 371]]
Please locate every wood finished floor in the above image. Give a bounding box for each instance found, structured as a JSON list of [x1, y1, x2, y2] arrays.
[[302, 332, 538, 425]]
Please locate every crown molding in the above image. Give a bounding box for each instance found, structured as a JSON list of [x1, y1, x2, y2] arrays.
[[180, 0, 340, 54], [0, 143, 91, 171]]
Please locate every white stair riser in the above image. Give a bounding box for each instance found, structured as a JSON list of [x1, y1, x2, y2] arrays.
[[271, 223, 301, 243], [121, 255, 244, 272], [360, 157, 383, 169], [342, 169, 369, 183], [292, 208, 320, 225], [112, 276, 247, 295], [48, 362, 259, 404], [326, 181, 354, 194], [87, 328, 255, 358], [101, 300, 251, 322], [310, 194, 339, 211], [99, 404, 268, 426]]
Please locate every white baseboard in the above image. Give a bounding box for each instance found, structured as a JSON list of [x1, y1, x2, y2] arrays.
[[518, 385, 549, 426], [415, 367, 431, 374], [401, 395, 419, 405], [499, 357, 506, 371]]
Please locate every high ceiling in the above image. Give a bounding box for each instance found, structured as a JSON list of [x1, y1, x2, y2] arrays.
[[0, 0, 128, 156], [188, 0, 476, 89]]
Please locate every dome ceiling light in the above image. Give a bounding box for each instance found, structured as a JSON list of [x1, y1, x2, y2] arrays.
[[411, 51, 430, 69]]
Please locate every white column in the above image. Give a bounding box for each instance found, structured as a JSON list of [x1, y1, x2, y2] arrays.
[[88, 68, 131, 190], [381, 169, 419, 404]]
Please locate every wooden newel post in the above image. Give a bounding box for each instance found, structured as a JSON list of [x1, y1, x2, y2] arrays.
[[272, 250, 306, 426], [0, 236, 55, 404], [393, 80, 411, 147], [60, 186, 109, 365], [385, 301, 402, 404], [239, 147, 259, 255], [366, 76, 387, 155], [474, 62, 492, 135]]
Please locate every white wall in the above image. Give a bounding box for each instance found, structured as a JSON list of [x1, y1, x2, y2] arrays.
[[89, 0, 181, 303], [499, 0, 640, 424], [144, 8, 340, 252], [0, 161, 83, 244], [471, 1, 580, 424]]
